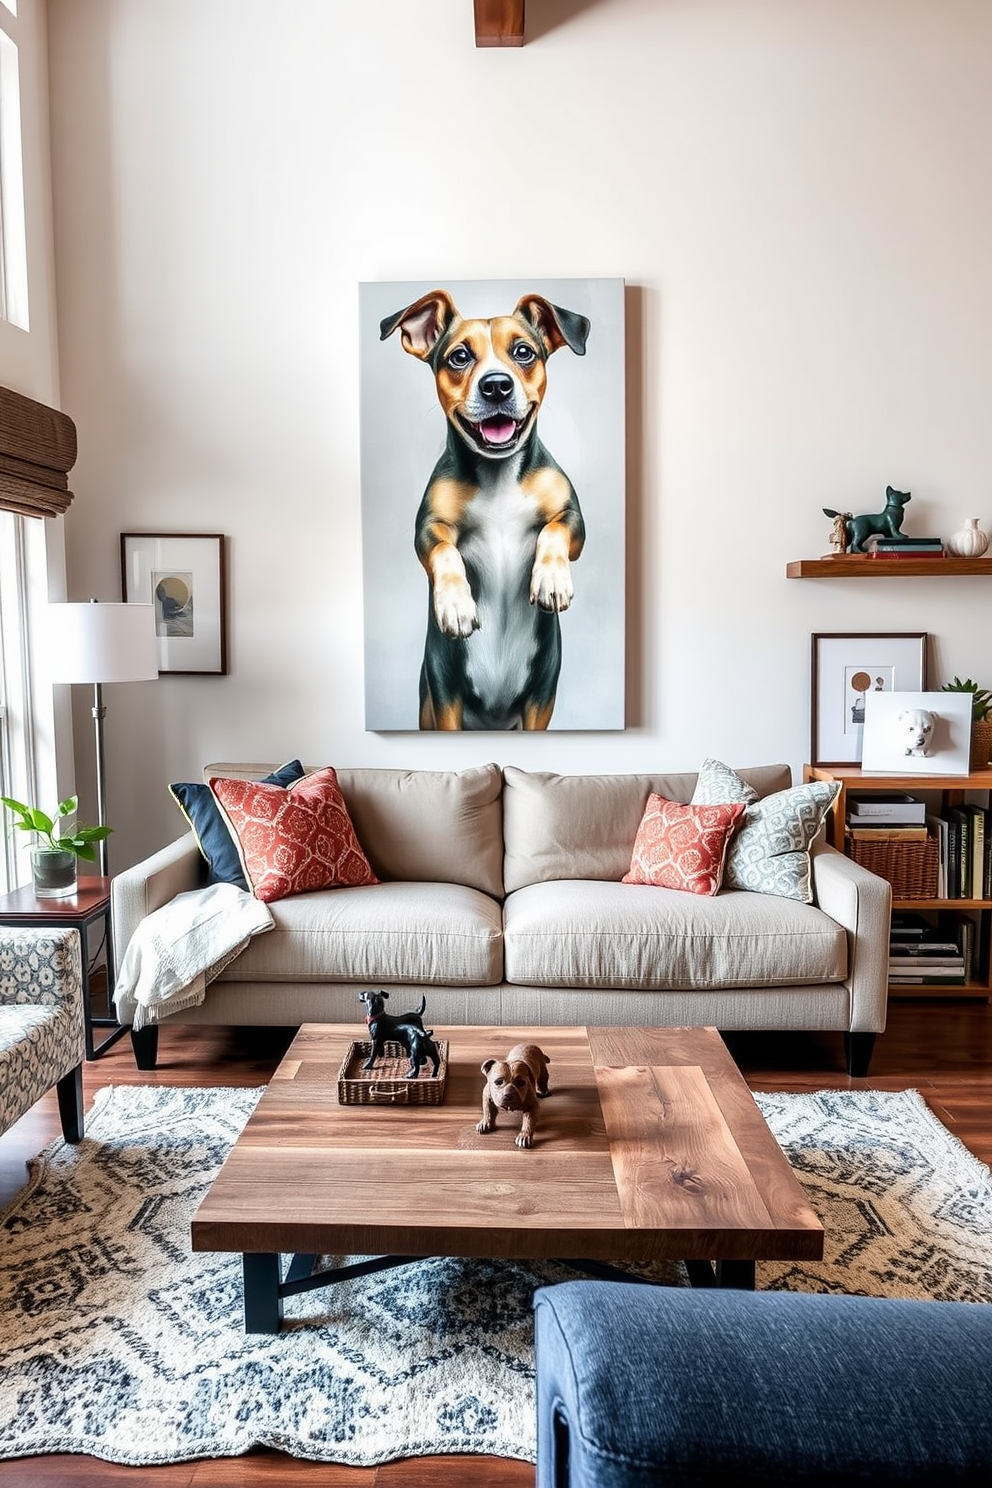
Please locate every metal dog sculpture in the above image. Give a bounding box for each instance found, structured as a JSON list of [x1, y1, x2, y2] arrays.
[[823, 486, 912, 554], [358, 990, 440, 1079]]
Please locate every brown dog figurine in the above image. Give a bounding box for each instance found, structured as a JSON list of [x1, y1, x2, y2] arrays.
[[476, 1042, 551, 1149]]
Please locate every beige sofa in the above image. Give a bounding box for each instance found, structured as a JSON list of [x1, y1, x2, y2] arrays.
[[111, 762, 891, 1075]]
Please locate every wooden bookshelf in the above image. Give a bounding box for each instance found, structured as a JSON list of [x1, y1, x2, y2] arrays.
[[805, 764, 992, 1002], [787, 556, 992, 578]]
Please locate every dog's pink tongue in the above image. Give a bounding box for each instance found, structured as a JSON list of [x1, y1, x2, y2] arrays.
[[480, 418, 516, 445]]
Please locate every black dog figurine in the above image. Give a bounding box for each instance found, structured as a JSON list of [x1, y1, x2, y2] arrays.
[[358, 990, 441, 1079]]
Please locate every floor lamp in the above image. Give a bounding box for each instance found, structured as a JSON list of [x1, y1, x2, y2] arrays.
[[44, 600, 158, 876]]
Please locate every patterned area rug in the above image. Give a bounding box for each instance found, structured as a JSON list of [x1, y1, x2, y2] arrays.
[[0, 1084, 990, 1466]]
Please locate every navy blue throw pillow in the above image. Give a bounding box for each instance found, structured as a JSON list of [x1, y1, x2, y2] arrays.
[[169, 760, 307, 889]]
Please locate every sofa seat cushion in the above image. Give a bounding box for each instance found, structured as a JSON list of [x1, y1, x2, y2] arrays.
[[212, 880, 504, 986], [502, 879, 847, 990]]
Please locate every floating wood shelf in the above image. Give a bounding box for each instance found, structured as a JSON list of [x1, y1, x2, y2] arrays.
[[787, 556, 992, 578], [474, 0, 524, 46]]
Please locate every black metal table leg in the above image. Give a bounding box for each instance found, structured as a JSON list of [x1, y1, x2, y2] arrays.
[[243, 1253, 283, 1333], [686, 1258, 756, 1289]]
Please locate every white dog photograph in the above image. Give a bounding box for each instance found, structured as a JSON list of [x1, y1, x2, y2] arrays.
[[861, 690, 973, 775], [359, 277, 626, 731]]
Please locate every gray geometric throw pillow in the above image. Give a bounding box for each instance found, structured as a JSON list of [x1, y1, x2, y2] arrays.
[[691, 758, 840, 902]]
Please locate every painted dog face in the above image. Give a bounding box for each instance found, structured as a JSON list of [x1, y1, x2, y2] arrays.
[[380, 290, 589, 460]]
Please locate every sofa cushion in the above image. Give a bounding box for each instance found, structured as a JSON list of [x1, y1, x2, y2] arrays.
[[205, 762, 504, 899], [170, 759, 306, 889], [210, 768, 378, 902], [622, 796, 746, 895], [212, 880, 504, 986], [502, 879, 846, 989], [691, 758, 840, 903], [502, 764, 793, 893]]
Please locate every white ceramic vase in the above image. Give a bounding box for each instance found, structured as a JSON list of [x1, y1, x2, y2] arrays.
[[946, 518, 989, 558]]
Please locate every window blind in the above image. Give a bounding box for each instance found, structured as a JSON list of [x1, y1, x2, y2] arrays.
[[0, 384, 76, 517]]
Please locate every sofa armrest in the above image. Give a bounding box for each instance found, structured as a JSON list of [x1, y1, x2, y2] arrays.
[[810, 840, 891, 1033], [535, 1282, 992, 1487], [111, 833, 202, 976]]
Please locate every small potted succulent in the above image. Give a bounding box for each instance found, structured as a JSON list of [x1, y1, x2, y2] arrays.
[[940, 678, 992, 769], [0, 794, 111, 899]]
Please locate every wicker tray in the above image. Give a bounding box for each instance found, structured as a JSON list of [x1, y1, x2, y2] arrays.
[[337, 1038, 448, 1105], [845, 832, 939, 900]]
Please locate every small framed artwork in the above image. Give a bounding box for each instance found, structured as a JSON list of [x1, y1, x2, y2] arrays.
[[121, 532, 228, 675], [810, 632, 927, 766], [861, 690, 972, 775]]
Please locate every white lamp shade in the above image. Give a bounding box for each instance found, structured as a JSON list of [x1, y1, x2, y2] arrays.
[[43, 602, 159, 684]]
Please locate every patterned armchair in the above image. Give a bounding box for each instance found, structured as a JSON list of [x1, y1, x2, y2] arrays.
[[0, 927, 84, 1143]]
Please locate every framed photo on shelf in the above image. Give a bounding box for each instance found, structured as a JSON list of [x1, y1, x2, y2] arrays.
[[120, 532, 227, 675], [861, 690, 972, 775], [810, 631, 927, 767]]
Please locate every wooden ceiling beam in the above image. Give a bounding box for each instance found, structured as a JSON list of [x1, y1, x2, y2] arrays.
[[474, 0, 525, 47]]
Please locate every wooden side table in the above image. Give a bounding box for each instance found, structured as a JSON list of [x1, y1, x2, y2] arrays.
[[0, 875, 125, 1059]]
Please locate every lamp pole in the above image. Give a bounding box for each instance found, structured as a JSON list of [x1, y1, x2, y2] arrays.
[[91, 678, 108, 877]]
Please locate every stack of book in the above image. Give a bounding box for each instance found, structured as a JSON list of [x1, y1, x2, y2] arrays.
[[846, 793, 928, 841], [868, 537, 945, 560], [888, 910, 968, 987], [926, 804, 991, 900]]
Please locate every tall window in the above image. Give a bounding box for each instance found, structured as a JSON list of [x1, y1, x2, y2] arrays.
[[0, 511, 42, 892], [0, 0, 28, 330]]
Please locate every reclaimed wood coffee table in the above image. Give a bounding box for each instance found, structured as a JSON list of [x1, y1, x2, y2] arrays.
[[191, 1024, 824, 1332]]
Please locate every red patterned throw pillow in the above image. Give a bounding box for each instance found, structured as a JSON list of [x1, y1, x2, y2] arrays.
[[209, 767, 378, 903], [622, 794, 746, 895]]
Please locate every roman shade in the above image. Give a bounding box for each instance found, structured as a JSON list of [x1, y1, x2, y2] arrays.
[[0, 385, 77, 518]]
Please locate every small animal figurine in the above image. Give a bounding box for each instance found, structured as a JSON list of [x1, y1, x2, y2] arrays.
[[897, 708, 936, 757], [358, 990, 441, 1079], [825, 511, 852, 555], [476, 1042, 551, 1149], [823, 486, 912, 554]]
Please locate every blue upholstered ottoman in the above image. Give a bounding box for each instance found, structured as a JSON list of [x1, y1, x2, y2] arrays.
[[534, 1281, 992, 1486]]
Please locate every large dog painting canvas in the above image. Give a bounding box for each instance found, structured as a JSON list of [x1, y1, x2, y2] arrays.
[[359, 277, 625, 730]]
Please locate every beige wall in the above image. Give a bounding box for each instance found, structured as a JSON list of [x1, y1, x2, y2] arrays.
[[45, 0, 992, 870]]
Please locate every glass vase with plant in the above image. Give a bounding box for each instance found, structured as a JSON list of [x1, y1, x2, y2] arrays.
[[940, 678, 992, 769], [0, 794, 111, 898]]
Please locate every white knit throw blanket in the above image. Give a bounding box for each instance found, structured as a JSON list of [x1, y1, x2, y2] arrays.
[[114, 882, 274, 1030]]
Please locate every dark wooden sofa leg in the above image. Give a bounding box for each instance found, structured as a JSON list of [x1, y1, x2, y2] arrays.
[[844, 1032, 876, 1077], [56, 1062, 84, 1143], [130, 1024, 159, 1071]]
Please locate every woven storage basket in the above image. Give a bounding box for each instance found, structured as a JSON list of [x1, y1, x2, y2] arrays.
[[337, 1038, 448, 1105], [845, 832, 939, 899]]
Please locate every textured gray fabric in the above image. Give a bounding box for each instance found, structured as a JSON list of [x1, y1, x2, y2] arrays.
[[502, 879, 847, 989], [811, 841, 892, 1032], [112, 832, 202, 978], [502, 764, 793, 892], [111, 762, 890, 1041], [214, 880, 503, 986], [203, 761, 505, 898]]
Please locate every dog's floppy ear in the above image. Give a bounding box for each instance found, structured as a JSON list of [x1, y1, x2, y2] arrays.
[[481, 1059, 497, 1076], [380, 290, 459, 359], [514, 295, 590, 357]]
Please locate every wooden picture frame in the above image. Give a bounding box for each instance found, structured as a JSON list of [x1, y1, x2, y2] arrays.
[[121, 532, 228, 675], [810, 631, 927, 767]]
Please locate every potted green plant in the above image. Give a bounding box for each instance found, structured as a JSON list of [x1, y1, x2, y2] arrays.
[[940, 678, 992, 769], [0, 794, 111, 899]]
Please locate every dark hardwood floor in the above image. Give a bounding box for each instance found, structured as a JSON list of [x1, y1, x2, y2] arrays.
[[1, 1001, 989, 1486]]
